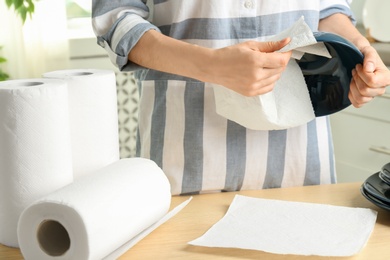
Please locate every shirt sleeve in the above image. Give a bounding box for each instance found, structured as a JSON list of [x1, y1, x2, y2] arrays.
[[319, 0, 356, 24], [92, 0, 160, 71]]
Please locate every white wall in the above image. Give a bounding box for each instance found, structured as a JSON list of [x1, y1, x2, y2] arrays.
[[350, 0, 366, 24]]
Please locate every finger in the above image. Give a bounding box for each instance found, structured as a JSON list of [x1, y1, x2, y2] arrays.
[[355, 65, 388, 97], [246, 73, 283, 96], [351, 69, 375, 97], [348, 78, 374, 107], [246, 40, 292, 68], [248, 83, 276, 97], [361, 46, 377, 73], [255, 66, 286, 80], [254, 38, 291, 53], [348, 91, 373, 108], [355, 64, 376, 88], [257, 52, 291, 69]]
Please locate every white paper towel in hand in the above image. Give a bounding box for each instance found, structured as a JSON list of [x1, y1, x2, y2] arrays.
[[18, 158, 173, 260], [43, 69, 119, 180], [189, 195, 378, 257], [213, 16, 331, 130], [0, 79, 73, 248]]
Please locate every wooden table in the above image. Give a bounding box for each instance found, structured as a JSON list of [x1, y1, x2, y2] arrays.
[[1, 182, 389, 259]]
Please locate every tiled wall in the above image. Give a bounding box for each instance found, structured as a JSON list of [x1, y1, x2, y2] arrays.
[[116, 72, 139, 158]]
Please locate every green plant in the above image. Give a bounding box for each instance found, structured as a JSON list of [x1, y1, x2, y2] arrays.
[[5, 0, 35, 23], [0, 0, 36, 81], [0, 46, 9, 81]]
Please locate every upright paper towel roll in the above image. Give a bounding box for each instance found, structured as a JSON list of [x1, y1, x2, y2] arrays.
[[0, 79, 73, 247], [18, 158, 171, 260], [43, 69, 120, 179]]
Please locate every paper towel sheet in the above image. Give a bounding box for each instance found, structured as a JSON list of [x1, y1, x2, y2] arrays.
[[189, 195, 377, 257], [213, 16, 331, 130], [272, 16, 331, 60], [213, 59, 314, 130], [43, 69, 119, 180], [105, 196, 193, 260], [18, 158, 185, 260], [0, 79, 73, 247]]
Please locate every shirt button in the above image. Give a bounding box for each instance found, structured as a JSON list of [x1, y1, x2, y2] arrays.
[[244, 0, 254, 9]]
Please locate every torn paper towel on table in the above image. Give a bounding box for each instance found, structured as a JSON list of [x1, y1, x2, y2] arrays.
[[189, 195, 377, 257], [104, 196, 192, 260], [213, 16, 331, 130]]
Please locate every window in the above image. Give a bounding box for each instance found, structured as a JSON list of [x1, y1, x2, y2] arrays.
[[66, 0, 91, 19], [66, 0, 93, 39]]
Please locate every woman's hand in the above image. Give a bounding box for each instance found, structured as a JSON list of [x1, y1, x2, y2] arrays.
[[349, 45, 390, 107], [318, 13, 390, 108], [206, 39, 292, 96], [128, 30, 291, 97]]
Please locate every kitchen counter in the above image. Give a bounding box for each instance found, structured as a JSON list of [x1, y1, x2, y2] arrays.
[[1, 182, 389, 259]]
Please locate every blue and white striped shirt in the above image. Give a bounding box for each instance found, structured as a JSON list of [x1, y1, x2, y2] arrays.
[[92, 0, 354, 195]]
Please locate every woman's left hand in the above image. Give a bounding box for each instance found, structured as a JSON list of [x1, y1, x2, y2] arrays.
[[349, 45, 390, 107]]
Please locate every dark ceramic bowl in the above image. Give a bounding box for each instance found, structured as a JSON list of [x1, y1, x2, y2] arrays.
[[297, 32, 364, 117]]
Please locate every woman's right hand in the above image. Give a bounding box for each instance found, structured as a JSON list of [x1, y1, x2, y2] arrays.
[[204, 39, 292, 96]]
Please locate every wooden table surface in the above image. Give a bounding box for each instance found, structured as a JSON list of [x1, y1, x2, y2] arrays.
[[1, 182, 389, 260]]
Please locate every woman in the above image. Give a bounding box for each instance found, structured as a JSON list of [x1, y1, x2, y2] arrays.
[[92, 0, 390, 195]]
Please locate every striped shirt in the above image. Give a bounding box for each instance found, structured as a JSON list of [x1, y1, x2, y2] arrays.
[[92, 0, 354, 195]]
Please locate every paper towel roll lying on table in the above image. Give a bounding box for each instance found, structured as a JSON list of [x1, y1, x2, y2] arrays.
[[17, 158, 171, 260], [43, 69, 119, 180], [0, 79, 73, 248]]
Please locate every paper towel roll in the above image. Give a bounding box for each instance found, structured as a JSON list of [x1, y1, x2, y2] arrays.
[[17, 158, 171, 260], [0, 79, 73, 248], [43, 69, 120, 180]]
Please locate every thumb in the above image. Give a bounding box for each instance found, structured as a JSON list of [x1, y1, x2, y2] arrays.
[[259, 38, 291, 53], [364, 60, 375, 73], [362, 46, 376, 73]]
